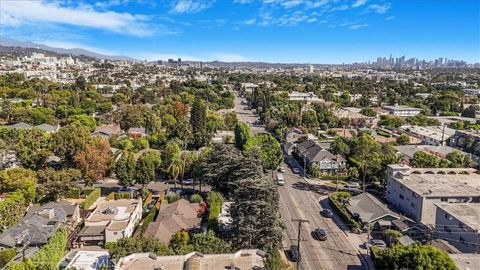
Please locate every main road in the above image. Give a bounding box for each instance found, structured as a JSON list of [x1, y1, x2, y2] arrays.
[[233, 93, 364, 270]]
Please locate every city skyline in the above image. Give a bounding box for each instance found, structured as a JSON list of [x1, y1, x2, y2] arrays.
[[1, 0, 479, 63]]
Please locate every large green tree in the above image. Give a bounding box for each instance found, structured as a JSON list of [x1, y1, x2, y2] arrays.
[[115, 151, 137, 187], [234, 122, 252, 150], [135, 150, 161, 187], [351, 133, 382, 191], [15, 128, 51, 169], [244, 134, 283, 171], [37, 168, 81, 200], [52, 124, 92, 164]]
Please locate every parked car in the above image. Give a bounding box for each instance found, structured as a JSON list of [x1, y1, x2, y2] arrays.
[[292, 167, 301, 174], [182, 179, 194, 185], [278, 167, 286, 173], [312, 228, 327, 241], [363, 239, 387, 249], [321, 209, 334, 218], [276, 174, 285, 186], [346, 182, 360, 189], [289, 245, 300, 262]]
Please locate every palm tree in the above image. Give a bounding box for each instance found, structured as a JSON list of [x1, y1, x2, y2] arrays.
[[168, 157, 183, 189]]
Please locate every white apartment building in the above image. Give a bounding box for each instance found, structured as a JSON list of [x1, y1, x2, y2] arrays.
[[402, 125, 455, 146], [463, 88, 480, 97], [382, 105, 421, 117], [386, 165, 480, 225], [435, 203, 480, 253], [288, 91, 322, 102]]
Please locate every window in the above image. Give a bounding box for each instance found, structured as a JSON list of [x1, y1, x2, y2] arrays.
[[444, 225, 451, 233], [114, 232, 118, 235], [441, 197, 448, 202], [411, 202, 416, 208], [399, 194, 404, 200], [460, 237, 466, 244]]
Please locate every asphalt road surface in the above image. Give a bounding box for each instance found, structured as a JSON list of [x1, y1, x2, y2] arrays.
[[233, 93, 364, 270]]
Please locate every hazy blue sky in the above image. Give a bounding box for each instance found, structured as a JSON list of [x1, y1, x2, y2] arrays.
[[1, 0, 479, 63]]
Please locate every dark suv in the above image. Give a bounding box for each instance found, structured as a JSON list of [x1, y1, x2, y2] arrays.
[[289, 245, 301, 262], [312, 228, 327, 241]]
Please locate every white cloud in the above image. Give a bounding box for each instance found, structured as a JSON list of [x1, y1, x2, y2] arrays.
[[386, 16, 395, 20], [244, 18, 257, 25], [281, 0, 303, 8], [367, 3, 391, 14], [352, 0, 367, 8], [211, 52, 250, 62], [0, 1, 154, 37], [171, 0, 215, 14], [234, 0, 254, 3], [349, 23, 368, 30], [305, 0, 329, 9]]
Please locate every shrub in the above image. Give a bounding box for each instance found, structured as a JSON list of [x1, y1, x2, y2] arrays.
[[207, 191, 224, 228], [329, 192, 360, 231], [114, 192, 132, 200], [189, 194, 202, 203], [265, 244, 290, 270], [0, 248, 16, 268], [65, 188, 81, 199], [143, 193, 153, 209], [105, 192, 115, 201], [0, 190, 29, 234], [165, 192, 180, 204], [81, 188, 101, 209], [139, 207, 157, 236]]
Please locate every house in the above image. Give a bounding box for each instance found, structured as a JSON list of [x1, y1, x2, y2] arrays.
[[127, 127, 146, 137], [0, 201, 79, 253], [386, 165, 480, 225], [347, 193, 399, 228], [283, 128, 306, 154], [382, 105, 421, 117], [240, 83, 259, 94], [212, 130, 234, 144], [77, 198, 142, 245], [92, 124, 122, 140], [333, 107, 376, 127], [434, 203, 480, 253], [144, 199, 201, 244], [295, 140, 346, 173], [114, 250, 265, 270]]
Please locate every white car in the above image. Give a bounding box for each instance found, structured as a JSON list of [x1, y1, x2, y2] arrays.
[[276, 174, 285, 186]]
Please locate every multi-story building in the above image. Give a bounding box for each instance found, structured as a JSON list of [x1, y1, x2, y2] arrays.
[[382, 105, 421, 117], [402, 125, 455, 146], [386, 165, 480, 225], [450, 130, 480, 155], [463, 88, 480, 97], [77, 198, 142, 245], [434, 203, 480, 253], [288, 91, 322, 102]]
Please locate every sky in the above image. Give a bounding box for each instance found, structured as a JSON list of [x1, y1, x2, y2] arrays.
[[1, 0, 479, 63]]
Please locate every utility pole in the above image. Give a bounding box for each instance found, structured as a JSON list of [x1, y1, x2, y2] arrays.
[[292, 219, 309, 270]]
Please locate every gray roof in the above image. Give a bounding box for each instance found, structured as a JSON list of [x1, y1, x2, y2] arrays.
[[35, 123, 58, 132], [296, 140, 344, 163], [436, 203, 480, 231], [7, 122, 33, 129], [128, 127, 146, 134], [347, 193, 399, 224], [0, 202, 73, 248]]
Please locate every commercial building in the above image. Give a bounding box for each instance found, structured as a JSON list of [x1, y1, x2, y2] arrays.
[[434, 203, 480, 253], [288, 91, 322, 102], [114, 250, 265, 270], [382, 105, 421, 117], [386, 165, 480, 225], [77, 198, 142, 245]]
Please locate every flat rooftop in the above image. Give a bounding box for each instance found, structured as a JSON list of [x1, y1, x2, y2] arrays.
[[87, 199, 139, 222], [115, 250, 265, 270], [449, 253, 480, 270], [382, 105, 420, 111], [399, 173, 480, 197], [436, 203, 480, 231]]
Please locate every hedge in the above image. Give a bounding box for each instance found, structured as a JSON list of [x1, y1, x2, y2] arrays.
[[0, 190, 29, 234], [143, 193, 153, 209], [65, 188, 81, 199], [105, 192, 115, 201], [328, 193, 360, 231], [0, 248, 16, 268], [207, 191, 224, 228], [114, 192, 132, 200], [139, 207, 157, 236], [82, 188, 101, 209], [9, 228, 68, 270]]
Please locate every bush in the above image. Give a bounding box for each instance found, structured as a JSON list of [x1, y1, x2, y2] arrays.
[[114, 192, 133, 200], [65, 188, 81, 199], [207, 191, 225, 228], [265, 244, 290, 270], [329, 192, 360, 231], [165, 192, 180, 203], [143, 193, 153, 209], [139, 207, 157, 236], [81, 188, 101, 209], [105, 192, 115, 201], [0, 190, 29, 234], [10, 228, 68, 270], [0, 248, 16, 268], [189, 194, 202, 203]]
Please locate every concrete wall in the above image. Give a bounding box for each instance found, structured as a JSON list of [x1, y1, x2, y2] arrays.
[[435, 207, 480, 253]]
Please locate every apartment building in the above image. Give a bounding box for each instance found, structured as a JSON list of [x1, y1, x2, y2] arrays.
[[382, 105, 421, 117]]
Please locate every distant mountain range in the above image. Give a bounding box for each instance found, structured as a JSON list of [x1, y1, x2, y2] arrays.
[[0, 39, 136, 61]]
